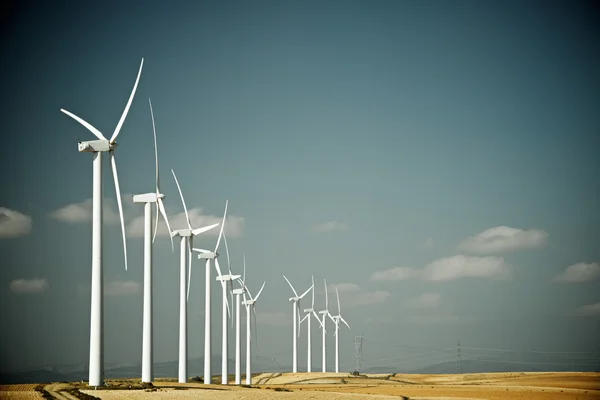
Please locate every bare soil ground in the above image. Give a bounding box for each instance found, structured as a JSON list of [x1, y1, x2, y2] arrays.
[[2, 372, 599, 400], [0, 384, 43, 399]]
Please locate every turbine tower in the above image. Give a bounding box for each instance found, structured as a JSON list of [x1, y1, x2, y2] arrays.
[[299, 274, 324, 373], [133, 99, 174, 383], [241, 280, 266, 385], [170, 170, 219, 383], [318, 278, 333, 373], [332, 286, 351, 373], [60, 58, 143, 387], [191, 201, 229, 385], [283, 275, 313, 373], [232, 254, 248, 385], [215, 233, 239, 385]]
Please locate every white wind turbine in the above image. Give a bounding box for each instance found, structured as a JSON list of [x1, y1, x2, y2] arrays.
[[215, 233, 239, 385], [318, 278, 334, 373], [332, 286, 351, 373], [60, 58, 143, 387], [170, 170, 219, 383], [240, 279, 266, 385], [132, 99, 174, 383], [232, 254, 248, 385], [298, 274, 324, 373], [191, 200, 229, 385], [283, 276, 313, 373]]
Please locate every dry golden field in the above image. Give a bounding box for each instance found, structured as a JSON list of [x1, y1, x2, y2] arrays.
[[0, 384, 43, 399], [1, 372, 599, 399]]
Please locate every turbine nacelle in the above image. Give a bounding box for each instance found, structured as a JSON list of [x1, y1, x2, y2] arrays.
[[172, 229, 192, 237], [196, 249, 218, 259], [232, 288, 245, 295], [318, 310, 329, 315], [242, 299, 256, 306], [217, 274, 241, 282], [303, 308, 314, 313], [132, 192, 165, 204], [78, 139, 118, 153]]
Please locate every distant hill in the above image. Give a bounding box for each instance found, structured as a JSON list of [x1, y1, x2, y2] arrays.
[[0, 356, 291, 384], [405, 359, 597, 374]]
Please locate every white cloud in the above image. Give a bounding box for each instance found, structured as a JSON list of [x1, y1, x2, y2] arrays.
[[423, 255, 513, 281], [10, 278, 48, 294], [421, 237, 434, 251], [49, 198, 120, 225], [127, 207, 244, 238], [554, 262, 600, 283], [369, 266, 416, 282], [365, 315, 392, 324], [406, 314, 460, 325], [574, 301, 600, 317], [312, 221, 348, 232], [404, 292, 442, 309], [458, 226, 548, 254], [326, 282, 391, 307], [0, 208, 33, 238], [370, 255, 512, 282], [255, 311, 288, 325], [105, 280, 141, 296], [332, 283, 361, 293]]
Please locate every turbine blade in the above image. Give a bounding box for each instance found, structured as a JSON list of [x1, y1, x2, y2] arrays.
[[192, 222, 219, 236], [313, 311, 323, 329], [214, 257, 223, 278], [299, 284, 313, 300], [158, 198, 174, 252], [254, 281, 266, 301], [186, 236, 193, 302], [297, 303, 302, 337], [110, 58, 144, 143], [110, 152, 128, 271], [311, 274, 315, 309], [214, 200, 228, 252], [253, 305, 258, 348], [153, 201, 159, 243], [215, 258, 230, 316], [336, 286, 341, 315], [60, 109, 106, 141], [340, 316, 351, 330], [324, 278, 328, 310], [230, 280, 234, 329], [149, 98, 160, 244], [242, 253, 246, 286], [170, 169, 192, 231], [223, 232, 232, 275], [246, 284, 254, 302], [328, 314, 336, 324], [282, 275, 299, 298]]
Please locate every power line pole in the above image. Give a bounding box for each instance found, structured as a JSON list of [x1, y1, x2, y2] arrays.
[[456, 340, 462, 374], [354, 333, 364, 375]]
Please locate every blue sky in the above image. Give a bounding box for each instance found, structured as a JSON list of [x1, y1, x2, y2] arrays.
[[0, 0, 599, 372]]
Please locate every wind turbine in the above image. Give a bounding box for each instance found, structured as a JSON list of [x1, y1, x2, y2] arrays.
[[170, 170, 219, 383], [232, 254, 247, 385], [191, 200, 229, 385], [215, 233, 239, 385], [332, 286, 351, 373], [60, 58, 143, 387], [241, 280, 266, 385], [283, 276, 313, 373], [299, 274, 324, 373], [318, 278, 334, 373], [132, 99, 174, 383]]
